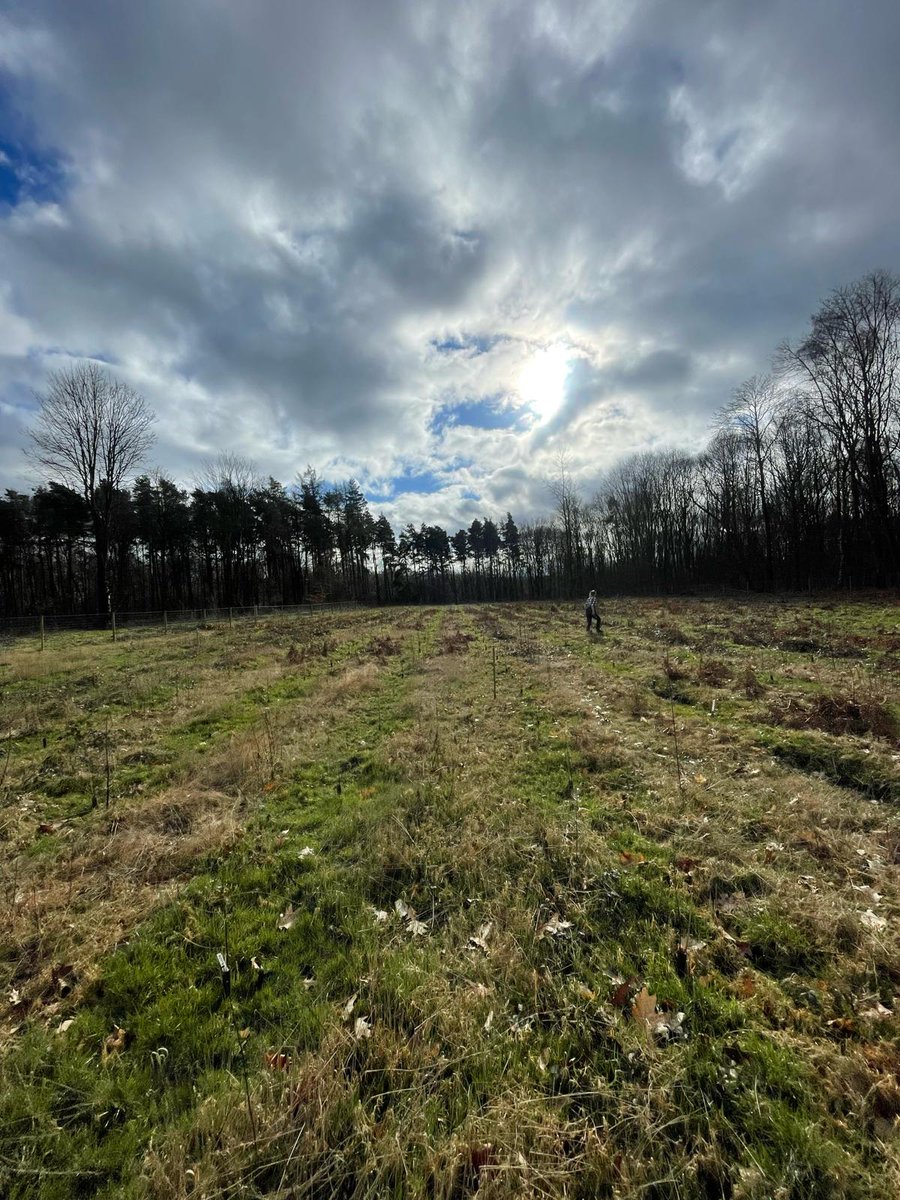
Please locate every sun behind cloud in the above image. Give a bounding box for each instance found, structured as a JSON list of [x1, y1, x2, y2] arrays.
[[516, 343, 572, 421]]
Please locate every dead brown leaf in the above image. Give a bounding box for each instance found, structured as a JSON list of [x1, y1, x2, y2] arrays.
[[102, 1025, 127, 1061], [631, 986, 657, 1026], [611, 977, 637, 1009], [264, 1050, 291, 1071]]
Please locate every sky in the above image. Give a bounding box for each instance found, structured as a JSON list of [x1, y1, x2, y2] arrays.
[[1, 0, 899, 532]]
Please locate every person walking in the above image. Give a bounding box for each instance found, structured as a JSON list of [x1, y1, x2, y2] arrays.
[[584, 589, 600, 632]]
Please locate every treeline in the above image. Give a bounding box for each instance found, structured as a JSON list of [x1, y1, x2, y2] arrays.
[[1, 269, 898, 617]]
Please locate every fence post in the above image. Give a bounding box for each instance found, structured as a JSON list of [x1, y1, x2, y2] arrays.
[[40, 614, 45, 651], [163, 610, 168, 632], [112, 611, 117, 642]]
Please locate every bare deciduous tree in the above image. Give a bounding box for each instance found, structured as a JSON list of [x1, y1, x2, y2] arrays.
[[27, 361, 155, 615], [778, 270, 900, 581], [716, 375, 783, 588]]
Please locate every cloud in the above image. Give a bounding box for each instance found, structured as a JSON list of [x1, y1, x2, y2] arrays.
[[0, 0, 898, 529]]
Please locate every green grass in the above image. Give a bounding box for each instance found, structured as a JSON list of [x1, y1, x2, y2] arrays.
[[1, 598, 899, 1198]]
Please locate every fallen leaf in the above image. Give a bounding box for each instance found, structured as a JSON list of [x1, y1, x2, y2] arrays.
[[721, 930, 753, 957], [392, 897, 428, 936], [251, 956, 263, 972], [56, 1018, 75, 1034], [653, 1010, 686, 1040], [371, 908, 389, 923], [8, 987, 22, 1006], [611, 977, 637, 1009], [37, 822, 56, 834], [239, 1027, 250, 1039], [859, 1001, 893, 1020], [277, 904, 296, 930], [675, 936, 706, 977], [468, 923, 492, 952], [674, 857, 698, 873], [693, 773, 707, 786], [536, 1047, 550, 1072], [736, 972, 756, 998], [354, 1016, 372, 1039], [52, 963, 77, 996], [631, 987, 658, 1026], [298, 846, 314, 858], [861, 909, 887, 931], [619, 850, 646, 865], [539, 914, 574, 938], [102, 1026, 127, 1061], [483, 1009, 494, 1033], [342, 993, 357, 1020], [264, 1050, 291, 1071]]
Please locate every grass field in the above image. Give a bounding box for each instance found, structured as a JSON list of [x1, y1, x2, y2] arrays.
[[1, 596, 899, 1199]]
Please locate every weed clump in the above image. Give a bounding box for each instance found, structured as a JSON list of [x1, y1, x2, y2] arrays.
[[651, 621, 689, 645], [440, 629, 473, 655], [742, 663, 765, 699], [697, 659, 732, 686], [369, 634, 402, 658], [768, 691, 898, 741], [662, 652, 688, 681]]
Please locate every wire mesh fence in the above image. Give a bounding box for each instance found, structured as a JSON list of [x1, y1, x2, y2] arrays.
[[0, 601, 360, 646]]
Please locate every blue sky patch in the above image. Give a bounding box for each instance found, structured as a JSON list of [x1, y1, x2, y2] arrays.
[[368, 468, 442, 502], [431, 396, 523, 437], [0, 121, 68, 209], [431, 332, 502, 356]]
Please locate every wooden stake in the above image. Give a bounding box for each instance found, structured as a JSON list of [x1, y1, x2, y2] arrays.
[[111, 611, 117, 642], [39, 614, 45, 651], [104, 714, 112, 809], [670, 698, 683, 794], [492, 642, 497, 700]]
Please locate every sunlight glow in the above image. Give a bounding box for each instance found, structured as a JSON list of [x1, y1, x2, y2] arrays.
[[517, 343, 571, 421]]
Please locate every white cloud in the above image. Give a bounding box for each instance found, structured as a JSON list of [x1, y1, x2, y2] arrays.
[[1, 0, 899, 525]]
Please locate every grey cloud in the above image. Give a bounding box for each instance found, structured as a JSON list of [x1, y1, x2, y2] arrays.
[[0, 0, 898, 517]]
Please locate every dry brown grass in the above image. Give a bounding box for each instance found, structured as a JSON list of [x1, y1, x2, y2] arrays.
[[0, 612, 414, 1052], [439, 627, 474, 654], [696, 658, 732, 686], [368, 633, 402, 658], [768, 689, 899, 741], [320, 661, 381, 703], [0, 785, 243, 1042], [5, 600, 900, 1198]]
